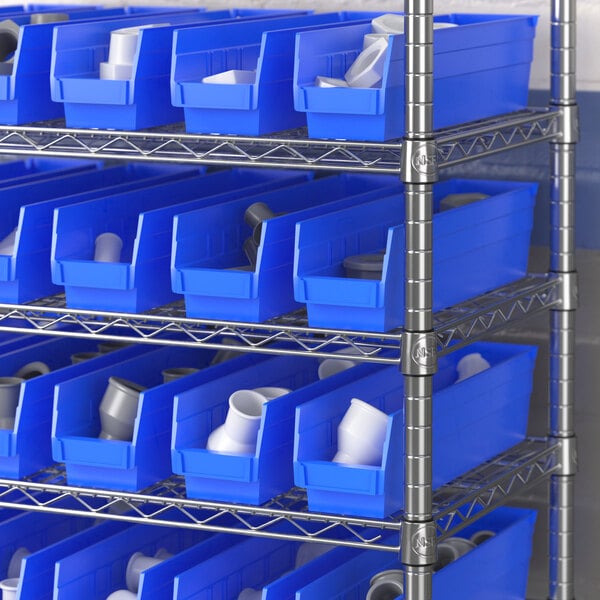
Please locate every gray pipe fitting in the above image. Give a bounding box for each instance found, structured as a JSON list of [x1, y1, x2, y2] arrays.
[[0, 19, 19, 72], [366, 569, 404, 600]]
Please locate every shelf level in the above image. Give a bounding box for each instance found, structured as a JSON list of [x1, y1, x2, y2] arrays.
[[0, 108, 560, 174], [0, 439, 558, 552], [0, 275, 560, 364]]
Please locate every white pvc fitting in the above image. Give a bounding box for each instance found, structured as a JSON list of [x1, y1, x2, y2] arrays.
[[433, 540, 461, 572], [238, 588, 262, 600], [99, 62, 133, 81], [106, 590, 136, 600], [333, 398, 388, 466], [470, 529, 496, 546], [202, 69, 256, 85], [14, 361, 50, 380], [371, 13, 404, 35], [153, 548, 173, 560], [455, 352, 491, 383], [98, 376, 146, 442], [363, 33, 390, 50], [94, 232, 123, 263], [0, 377, 23, 430], [252, 387, 290, 402], [0, 578, 19, 600], [206, 389, 264, 455], [7, 547, 30, 579], [344, 37, 388, 88], [126, 551, 165, 593], [0, 228, 17, 255], [314, 76, 348, 88], [317, 358, 356, 380], [295, 542, 335, 568], [162, 367, 200, 384]]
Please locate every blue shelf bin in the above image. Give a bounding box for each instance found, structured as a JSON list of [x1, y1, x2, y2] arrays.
[[51, 345, 240, 491], [294, 342, 537, 518], [0, 511, 92, 593], [172, 352, 381, 505], [0, 163, 202, 304], [0, 6, 204, 125], [50, 9, 308, 130], [53, 521, 210, 600], [19, 520, 133, 600], [172, 173, 402, 322], [294, 178, 537, 332], [296, 507, 537, 599], [173, 529, 350, 600], [171, 12, 384, 135], [51, 168, 307, 313], [0, 336, 150, 479], [0, 157, 100, 186], [294, 14, 538, 141]]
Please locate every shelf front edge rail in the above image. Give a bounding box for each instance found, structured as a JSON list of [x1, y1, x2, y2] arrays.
[[0, 275, 560, 363], [0, 108, 560, 173], [0, 439, 558, 552]]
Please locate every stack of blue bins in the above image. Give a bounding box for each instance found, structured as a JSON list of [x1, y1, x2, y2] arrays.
[[294, 13, 538, 141], [52, 345, 231, 491], [294, 178, 538, 332], [51, 167, 308, 313], [49, 9, 310, 130], [0, 4, 198, 124], [171, 172, 402, 322], [0, 159, 208, 304], [293, 341, 537, 518], [170, 11, 393, 135]]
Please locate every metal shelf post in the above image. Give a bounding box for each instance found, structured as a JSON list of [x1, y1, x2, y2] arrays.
[[401, 2, 437, 599], [549, 0, 578, 598]]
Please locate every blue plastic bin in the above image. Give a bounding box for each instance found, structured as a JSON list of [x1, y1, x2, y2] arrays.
[[51, 168, 308, 313], [50, 9, 308, 130], [296, 507, 537, 599], [51, 345, 245, 491], [172, 351, 385, 505], [294, 341, 537, 518], [19, 519, 133, 600], [172, 173, 402, 322], [0, 157, 100, 186], [294, 178, 538, 332], [0, 510, 92, 593], [294, 14, 538, 141], [0, 163, 202, 304], [171, 12, 387, 135], [0, 6, 205, 124], [53, 521, 209, 600], [173, 531, 346, 600], [0, 336, 151, 479]]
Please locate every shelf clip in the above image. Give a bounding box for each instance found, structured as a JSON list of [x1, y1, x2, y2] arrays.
[[401, 138, 439, 184], [552, 271, 578, 311], [401, 520, 437, 565], [553, 103, 580, 145], [551, 435, 578, 476], [402, 331, 438, 376]]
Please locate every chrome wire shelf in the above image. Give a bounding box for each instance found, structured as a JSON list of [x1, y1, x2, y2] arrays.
[[0, 275, 560, 363], [0, 439, 557, 552], [0, 108, 559, 173]]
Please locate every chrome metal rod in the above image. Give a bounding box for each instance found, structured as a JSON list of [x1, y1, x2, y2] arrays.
[[548, 1, 577, 598], [549, 475, 575, 599]]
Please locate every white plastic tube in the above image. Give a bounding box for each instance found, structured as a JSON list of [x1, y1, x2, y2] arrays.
[[0, 578, 19, 600], [344, 37, 388, 88], [333, 398, 388, 466], [455, 353, 491, 383], [94, 233, 123, 263]]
